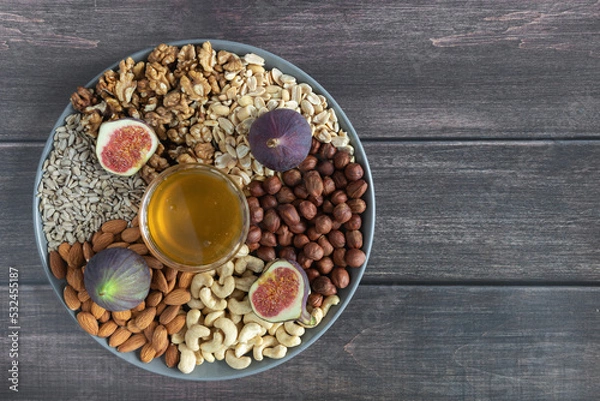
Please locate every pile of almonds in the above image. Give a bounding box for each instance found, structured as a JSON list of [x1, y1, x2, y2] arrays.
[[245, 140, 368, 307]]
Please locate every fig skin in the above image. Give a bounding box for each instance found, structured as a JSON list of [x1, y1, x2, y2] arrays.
[[248, 258, 311, 324], [83, 248, 151, 312], [95, 118, 159, 176], [248, 109, 312, 172]]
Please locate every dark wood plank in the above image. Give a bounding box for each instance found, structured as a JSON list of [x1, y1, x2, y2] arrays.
[[2, 285, 599, 400], [1, 0, 599, 141], [10, 140, 600, 284]]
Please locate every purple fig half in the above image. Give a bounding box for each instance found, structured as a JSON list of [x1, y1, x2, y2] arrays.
[[84, 247, 151, 312], [248, 258, 312, 324], [96, 118, 159, 176], [248, 108, 312, 172]]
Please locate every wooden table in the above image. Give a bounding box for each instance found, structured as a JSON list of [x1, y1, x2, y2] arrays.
[[2, 1, 600, 399]]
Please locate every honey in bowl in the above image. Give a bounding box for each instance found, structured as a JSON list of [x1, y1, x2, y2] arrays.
[[140, 163, 249, 272]]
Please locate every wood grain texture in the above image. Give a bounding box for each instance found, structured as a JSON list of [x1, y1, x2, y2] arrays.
[[1, 285, 600, 401]]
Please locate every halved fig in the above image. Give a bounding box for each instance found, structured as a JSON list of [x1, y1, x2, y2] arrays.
[[95, 118, 159, 176], [248, 259, 312, 324]]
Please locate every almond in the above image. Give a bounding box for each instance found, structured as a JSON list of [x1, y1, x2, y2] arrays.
[[90, 302, 106, 320], [164, 267, 178, 282], [156, 301, 167, 316], [67, 241, 85, 268], [165, 344, 180, 368], [49, 250, 67, 279], [80, 298, 93, 313], [63, 285, 81, 310], [151, 270, 169, 293], [101, 219, 128, 235], [163, 289, 191, 306], [143, 256, 164, 270], [76, 311, 98, 335], [140, 343, 156, 363], [178, 272, 195, 289], [98, 320, 118, 338], [132, 301, 146, 312], [121, 227, 141, 243], [58, 242, 71, 262], [82, 241, 94, 261], [106, 241, 130, 249], [99, 310, 111, 323], [117, 333, 147, 353], [151, 324, 169, 353], [126, 319, 143, 334], [158, 305, 180, 325], [143, 320, 158, 342], [112, 309, 131, 322], [131, 215, 140, 228], [145, 291, 163, 308], [128, 243, 148, 256], [165, 314, 186, 335], [66, 267, 84, 292], [109, 327, 132, 347], [133, 306, 156, 330], [77, 288, 90, 302], [92, 232, 114, 252]]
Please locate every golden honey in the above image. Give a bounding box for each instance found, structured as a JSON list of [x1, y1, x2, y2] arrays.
[[140, 164, 249, 271]]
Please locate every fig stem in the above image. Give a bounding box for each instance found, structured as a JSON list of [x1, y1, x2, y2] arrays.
[[266, 138, 280, 148]]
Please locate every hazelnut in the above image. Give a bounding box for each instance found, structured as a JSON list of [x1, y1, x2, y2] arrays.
[[309, 137, 321, 155], [317, 235, 334, 256], [332, 170, 348, 189], [293, 184, 309, 199], [277, 204, 300, 226], [329, 190, 348, 205], [346, 230, 363, 249], [298, 200, 318, 220], [328, 230, 346, 248], [346, 179, 368, 199], [289, 220, 307, 234], [311, 276, 337, 296], [344, 214, 362, 231], [256, 246, 276, 262], [247, 180, 266, 197], [246, 196, 260, 210], [296, 251, 313, 269], [282, 169, 302, 187], [305, 268, 320, 282], [279, 246, 297, 261], [247, 242, 260, 252], [298, 155, 318, 172], [322, 200, 334, 214], [347, 198, 366, 214], [308, 292, 323, 308], [262, 208, 281, 233], [260, 195, 278, 210], [345, 248, 366, 268], [344, 162, 364, 181], [322, 176, 336, 195], [316, 257, 334, 275], [276, 186, 295, 204], [250, 206, 264, 225], [317, 160, 335, 177], [308, 195, 324, 207], [259, 231, 277, 247], [332, 202, 352, 224], [246, 225, 262, 244], [318, 143, 336, 160], [293, 233, 310, 249], [330, 267, 350, 289], [333, 248, 347, 267], [314, 215, 333, 235], [333, 150, 351, 170], [306, 227, 321, 241], [278, 227, 294, 247], [262, 175, 282, 195], [304, 242, 324, 261], [304, 170, 324, 198]]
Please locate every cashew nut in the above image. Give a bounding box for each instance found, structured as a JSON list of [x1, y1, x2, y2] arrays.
[[263, 344, 287, 359], [283, 321, 305, 337], [185, 324, 211, 351], [243, 312, 274, 331], [235, 335, 262, 358], [203, 310, 225, 327], [225, 349, 252, 370], [199, 287, 227, 311], [234, 255, 265, 274], [171, 330, 186, 344], [228, 297, 253, 315], [202, 349, 216, 363], [214, 317, 238, 347], [177, 343, 196, 374], [321, 294, 340, 316], [238, 322, 266, 344], [191, 272, 214, 298], [234, 271, 258, 292], [268, 322, 283, 336], [235, 244, 249, 258], [200, 331, 224, 353], [253, 335, 277, 361], [275, 325, 301, 347], [216, 260, 234, 282], [193, 349, 205, 365], [229, 311, 243, 325], [186, 297, 205, 310], [186, 308, 202, 329], [211, 275, 235, 299]]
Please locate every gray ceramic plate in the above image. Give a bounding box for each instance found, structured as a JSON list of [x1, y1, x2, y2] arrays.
[[33, 39, 375, 381]]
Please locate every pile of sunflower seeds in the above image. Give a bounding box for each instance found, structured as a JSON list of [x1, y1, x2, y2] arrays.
[[37, 113, 146, 250]]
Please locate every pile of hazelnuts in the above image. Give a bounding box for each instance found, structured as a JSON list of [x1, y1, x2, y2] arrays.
[[245, 139, 369, 308]]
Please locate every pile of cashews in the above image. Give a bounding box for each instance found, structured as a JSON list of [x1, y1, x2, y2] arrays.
[[171, 245, 340, 373]]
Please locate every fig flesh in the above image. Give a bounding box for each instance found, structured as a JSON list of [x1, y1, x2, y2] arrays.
[[83, 247, 151, 312], [248, 108, 312, 172], [248, 259, 312, 324], [95, 118, 159, 176]]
